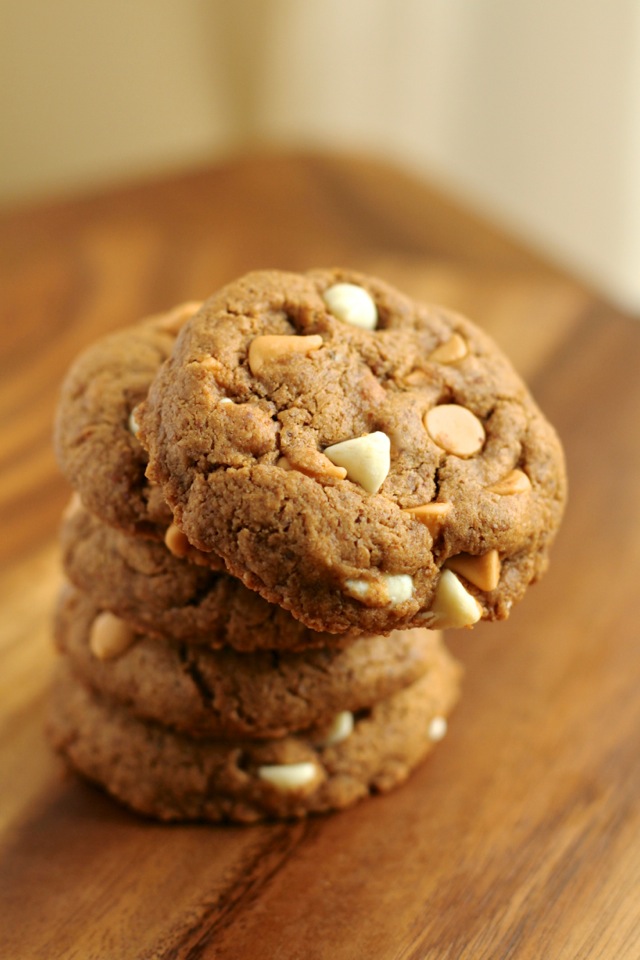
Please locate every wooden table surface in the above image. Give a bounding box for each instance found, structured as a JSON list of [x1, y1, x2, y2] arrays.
[[1, 150, 639, 959]]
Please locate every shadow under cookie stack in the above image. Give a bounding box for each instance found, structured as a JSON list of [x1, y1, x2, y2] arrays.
[[49, 269, 566, 823]]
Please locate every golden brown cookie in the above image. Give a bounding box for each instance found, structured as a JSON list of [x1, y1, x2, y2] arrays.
[[47, 647, 461, 822], [55, 584, 444, 739], [139, 269, 567, 635], [54, 303, 200, 537]]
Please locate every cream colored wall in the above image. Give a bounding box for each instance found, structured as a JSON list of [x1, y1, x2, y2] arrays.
[[256, 0, 640, 312], [1, 0, 238, 199], [2, 0, 639, 312]]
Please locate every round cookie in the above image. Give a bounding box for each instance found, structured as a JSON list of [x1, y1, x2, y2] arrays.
[[55, 584, 443, 739], [54, 302, 201, 537], [47, 649, 461, 822], [139, 269, 567, 635], [60, 503, 346, 652]]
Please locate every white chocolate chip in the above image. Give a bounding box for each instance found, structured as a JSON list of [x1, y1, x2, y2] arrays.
[[257, 762, 318, 791], [429, 569, 483, 629], [428, 716, 448, 742], [345, 573, 412, 607], [89, 612, 135, 660], [319, 711, 354, 747], [344, 578, 372, 600], [128, 407, 141, 438], [219, 397, 234, 405], [322, 283, 378, 330], [382, 573, 413, 604], [323, 431, 390, 494]]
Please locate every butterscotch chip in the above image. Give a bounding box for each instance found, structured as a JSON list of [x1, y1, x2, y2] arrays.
[[164, 522, 190, 558], [47, 641, 462, 822], [89, 611, 135, 661], [279, 449, 348, 481], [487, 468, 532, 496], [445, 550, 501, 592], [248, 334, 323, 376], [428, 333, 468, 364], [402, 502, 452, 537], [139, 268, 566, 635], [425, 405, 485, 457]]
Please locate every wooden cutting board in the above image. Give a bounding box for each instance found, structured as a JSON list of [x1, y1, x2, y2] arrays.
[[1, 151, 639, 959]]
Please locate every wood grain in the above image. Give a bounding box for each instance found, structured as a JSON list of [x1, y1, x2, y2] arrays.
[[1, 150, 639, 959]]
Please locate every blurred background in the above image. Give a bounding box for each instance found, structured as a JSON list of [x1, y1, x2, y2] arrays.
[[2, 0, 639, 312]]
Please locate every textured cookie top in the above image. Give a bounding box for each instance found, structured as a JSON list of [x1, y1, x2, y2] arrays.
[[54, 303, 200, 536], [139, 269, 567, 635]]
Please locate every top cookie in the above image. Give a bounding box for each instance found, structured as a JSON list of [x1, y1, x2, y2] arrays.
[[54, 303, 201, 537], [139, 269, 567, 635]]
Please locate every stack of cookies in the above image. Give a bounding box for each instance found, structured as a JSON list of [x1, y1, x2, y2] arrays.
[[49, 269, 566, 822]]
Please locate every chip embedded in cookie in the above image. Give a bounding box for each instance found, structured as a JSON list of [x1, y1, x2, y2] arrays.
[[138, 269, 567, 635]]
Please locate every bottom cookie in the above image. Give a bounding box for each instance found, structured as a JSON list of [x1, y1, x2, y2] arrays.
[[48, 649, 461, 823]]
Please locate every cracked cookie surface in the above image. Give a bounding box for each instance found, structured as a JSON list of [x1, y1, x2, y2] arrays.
[[47, 647, 461, 822], [55, 584, 445, 739], [139, 269, 567, 635]]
